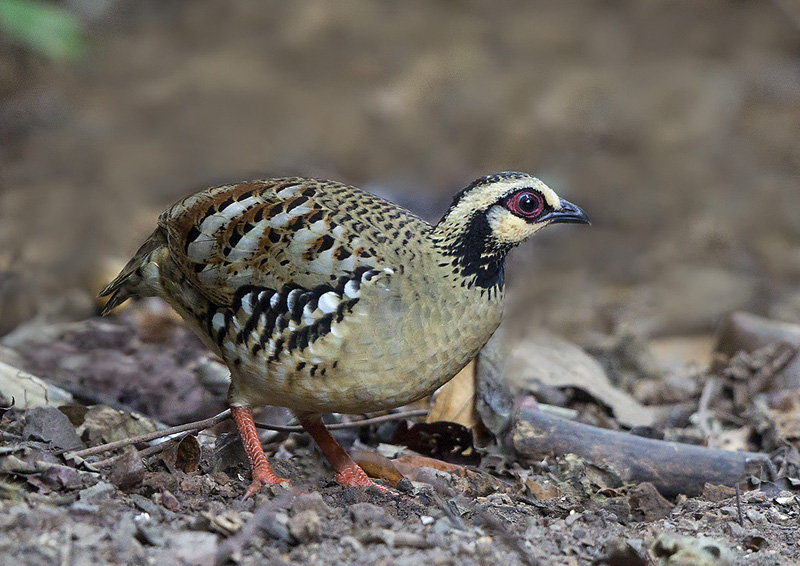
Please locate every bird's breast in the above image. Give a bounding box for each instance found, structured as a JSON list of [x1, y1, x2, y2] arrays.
[[223, 268, 504, 413]]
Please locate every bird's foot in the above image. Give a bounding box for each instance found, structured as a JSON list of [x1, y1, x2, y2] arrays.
[[335, 462, 388, 492], [243, 467, 292, 499]]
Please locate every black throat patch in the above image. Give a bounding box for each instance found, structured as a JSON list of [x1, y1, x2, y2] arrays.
[[445, 212, 511, 290]]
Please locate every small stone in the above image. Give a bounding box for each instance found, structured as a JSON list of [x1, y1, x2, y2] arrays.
[[260, 511, 291, 543], [475, 536, 494, 555], [349, 502, 393, 528], [165, 531, 217, 566], [78, 481, 115, 503], [745, 509, 764, 525], [110, 447, 145, 489], [129, 494, 163, 521], [290, 492, 332, 518], [726, 521, 746, 537], [339, 535, 363, 552], [22, 406, 82, 451], [288, 509, 322, 543], [486, 493, 512, 506], [68, 502, 98, 515], [629, 482, 674, 521], [413, 467, 453, 490], [431, 517, 453, 535]]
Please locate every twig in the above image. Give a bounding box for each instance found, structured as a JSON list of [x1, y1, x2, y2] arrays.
[[253, 409, 428, 432], [66, 408, 427, 460], [91, 434, 187, 468], [66, 410, 232, 459], [697, 376, 720, 447], [428, 490, 468, 531], [746, 343, 797, 398], [735, 483, 744, 527]]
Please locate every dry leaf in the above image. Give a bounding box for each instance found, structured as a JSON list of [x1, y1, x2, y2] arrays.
[[175, 435, 201, 473], [392, 454, 466, 477], [427, 361, 479, 428], [351, 448, 404, 486], [525, 478, 561, 500]]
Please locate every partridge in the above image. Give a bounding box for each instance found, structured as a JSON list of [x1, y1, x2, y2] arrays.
[[100, 172, 588, 496]]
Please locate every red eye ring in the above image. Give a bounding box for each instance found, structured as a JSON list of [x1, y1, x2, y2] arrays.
[[506, 190, 544, 219]]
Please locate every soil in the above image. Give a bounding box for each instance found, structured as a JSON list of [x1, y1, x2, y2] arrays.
[[2, 2, 800, 565]]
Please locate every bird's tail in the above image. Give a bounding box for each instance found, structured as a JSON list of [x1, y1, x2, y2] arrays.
[[99, 228, 168, 315]]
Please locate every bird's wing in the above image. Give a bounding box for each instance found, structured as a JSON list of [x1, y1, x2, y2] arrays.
[[158, 177, 429, 305]]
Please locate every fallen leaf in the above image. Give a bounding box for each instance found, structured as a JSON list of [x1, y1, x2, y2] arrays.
[[392, 454, 466, 478], [175, 435, 200, 473], [525, 478, 561, 500], [78, 405, 158, 447], [22, 406, 82, 451], [428, 361, 479, 428], [351, 449, 403, 486], [506, 330, 660, 428]]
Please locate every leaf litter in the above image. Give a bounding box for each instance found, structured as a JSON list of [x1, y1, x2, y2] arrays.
[[1, 306, 800, 564]]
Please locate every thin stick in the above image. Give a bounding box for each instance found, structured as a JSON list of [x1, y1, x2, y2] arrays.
[[735, 483, 744, 527], [697, 376, 719, 447], [66, 408, 427, 460], [66, 410, 232, 459], [91, 434, 186, 468], [253, 409, 428, 432]]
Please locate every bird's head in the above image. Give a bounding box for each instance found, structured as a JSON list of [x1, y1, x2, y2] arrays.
[[434, 172, 589, 289]]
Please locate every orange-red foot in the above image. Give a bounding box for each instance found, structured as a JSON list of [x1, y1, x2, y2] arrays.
[[243, 467, 292, 499], [298, 414, 388, 493], [335, 462, 388, 492], [230, 405, 291, 499]]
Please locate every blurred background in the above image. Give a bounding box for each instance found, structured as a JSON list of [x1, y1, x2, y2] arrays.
[[1, 0, 799, 348]]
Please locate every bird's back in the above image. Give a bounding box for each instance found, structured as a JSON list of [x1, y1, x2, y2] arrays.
[[159, 177, 432, 305]]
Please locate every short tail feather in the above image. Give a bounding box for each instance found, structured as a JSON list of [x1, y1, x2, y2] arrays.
[[99, 229, 166, 315]]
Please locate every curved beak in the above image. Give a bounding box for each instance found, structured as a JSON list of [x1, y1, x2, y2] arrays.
[[546, 198, 590, 225]]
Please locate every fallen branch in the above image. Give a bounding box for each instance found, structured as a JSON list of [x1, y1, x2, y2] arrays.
[[91, 434, 187, 469], [510, 401, 771, 498], [66, 410, 232, 459], [253, 409, 428, 432]]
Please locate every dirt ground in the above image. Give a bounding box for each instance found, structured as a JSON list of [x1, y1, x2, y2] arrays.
[[2, 1, 800, 565]]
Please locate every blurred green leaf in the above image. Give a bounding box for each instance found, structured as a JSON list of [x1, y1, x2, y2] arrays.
[[0, 0, 85, 62]]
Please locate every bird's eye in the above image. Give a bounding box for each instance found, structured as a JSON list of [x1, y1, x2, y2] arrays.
[[506, 190, 544, 219]]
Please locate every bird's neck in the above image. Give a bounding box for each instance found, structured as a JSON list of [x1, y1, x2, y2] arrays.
[[432, 211, 512, 291]]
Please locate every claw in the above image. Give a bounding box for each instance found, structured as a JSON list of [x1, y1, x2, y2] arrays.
[[336, 463, 388, 492], [243, 472, 292, 499]]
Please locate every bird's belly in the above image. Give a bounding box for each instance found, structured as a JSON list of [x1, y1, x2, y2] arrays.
[[228, 293, 502, 414]]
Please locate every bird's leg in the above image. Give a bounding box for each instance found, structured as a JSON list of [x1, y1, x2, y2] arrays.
[[299, 415, 386, 491], [230, 405, 291, 498]]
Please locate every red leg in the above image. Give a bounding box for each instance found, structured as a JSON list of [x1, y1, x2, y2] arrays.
[[230, 406, 291, 498], [299, 415, 386, 491]]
